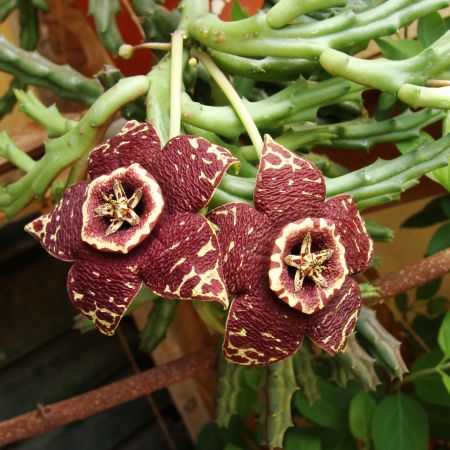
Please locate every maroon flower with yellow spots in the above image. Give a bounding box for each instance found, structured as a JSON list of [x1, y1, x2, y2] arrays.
[[207, 137, 373, 366], [25, 121, 238, 335]]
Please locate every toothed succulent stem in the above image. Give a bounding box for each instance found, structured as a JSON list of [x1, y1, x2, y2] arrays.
[[0, 36, 102, 104], [292, 344, 320, 404], [216, 357, 247, 427], [14, 90, 77, 138], [266, 0, 346, 29], [140, 299, 178, 352], [356, 307, 409, 379], [188, 0, 448, 58], [334, 333, 381, 391], [0, 131, 35, 173], [260, 358, 297, 449], [398, 84, 450, 109], [0, 76, 150, 217]]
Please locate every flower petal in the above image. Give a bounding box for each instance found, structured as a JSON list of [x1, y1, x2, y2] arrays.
[[224, 288, 307, 366], [140, 212, 229, 307], [322, 195, 374, 274], [88, 121, 161, 179], [307, 277, 361, 355], [67, 257, 142, 335], [254, 136, 325, 225], [149, 135, 238, 212], [207, 202, 272, 295], [24, 182, 88, 261]]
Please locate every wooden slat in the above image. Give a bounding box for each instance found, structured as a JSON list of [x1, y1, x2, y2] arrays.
[[132, 303, 217, 440]]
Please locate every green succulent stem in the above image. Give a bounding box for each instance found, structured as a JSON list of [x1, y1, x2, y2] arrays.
[[140, 299, 179, 352], [188, 0, 448, 58], [0, 131, 35, 173], [209, 50, 320, 82], [398, 84, 450, 109], [319, 31, 450, 103], [0, 36, 103, 104], [266, 0, 346, 29], [14, 89, 77, 138], [181, 77, 359, 139], [0, 75, 149, 217], [191, 47, 263, 156]]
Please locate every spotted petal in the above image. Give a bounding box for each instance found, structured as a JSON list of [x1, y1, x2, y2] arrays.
[[307, 277, 361, 355], [149, 135, 238, 213], [224, 288, 307, 366], [322, 195, 374, 274], [67, 256, 142, 335], [24, 182, 88, 261], [207, 202, 272, 295], [254, 136, 326, 225], [139, 212, 229, 307], [88, 121, 161, 179]]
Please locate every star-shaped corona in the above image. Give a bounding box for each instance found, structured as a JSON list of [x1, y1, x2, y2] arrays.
[[94, 179, 143, 236], [284, 232, 334, 291]]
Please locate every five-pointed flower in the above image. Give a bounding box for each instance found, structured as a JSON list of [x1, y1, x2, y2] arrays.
[[207, 136, 373, 366], [25, 121, 238, 335]]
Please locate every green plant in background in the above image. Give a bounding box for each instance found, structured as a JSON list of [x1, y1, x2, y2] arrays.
[[0, 0, 449, 448]]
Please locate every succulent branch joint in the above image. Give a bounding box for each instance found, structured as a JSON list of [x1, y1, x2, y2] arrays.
[[284, 232, 334, 292], [94, 179, 143, 236]]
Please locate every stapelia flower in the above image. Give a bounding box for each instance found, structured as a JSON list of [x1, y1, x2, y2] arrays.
[[207, 137, 373, 366], [25, 121, 238, 335]]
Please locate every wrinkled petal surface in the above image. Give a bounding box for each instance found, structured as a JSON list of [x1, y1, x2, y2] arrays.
[[322, 195, 374, 274], [24, 182, 88, 261], [224, 288, 307, 366], [67, 257, 142, 335], [149, 135, 238, 213], [307, 277, 361, 354], [207, 202, 272, 295], [88, 121, 161, 179], [254, 136, 325, 225], [140, 212, 229, 307]]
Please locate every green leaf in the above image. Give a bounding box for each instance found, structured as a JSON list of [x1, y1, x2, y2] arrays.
[[413, 350, 450, 407], [418, 12, 446, 47], [438, 312, 450, 357], [402, 195, 450, 228], [372, 394, 429, 450], [230, 0, 249, 21], [395, 293, 409, 318], [442, 373, 450, 393], [196, 423, 226, 450], [321, 429, 357, 450], [224, 444, 244, 450], [284, 428, 321, 450], [427, 296, 448, 317], [293, 380, 352, 429], [348, 392, 376, 443], [376, 37, 423, 60], [427, 223, 450, 256], [416, 278, 442, 300], [424, 403, 450, 440]]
